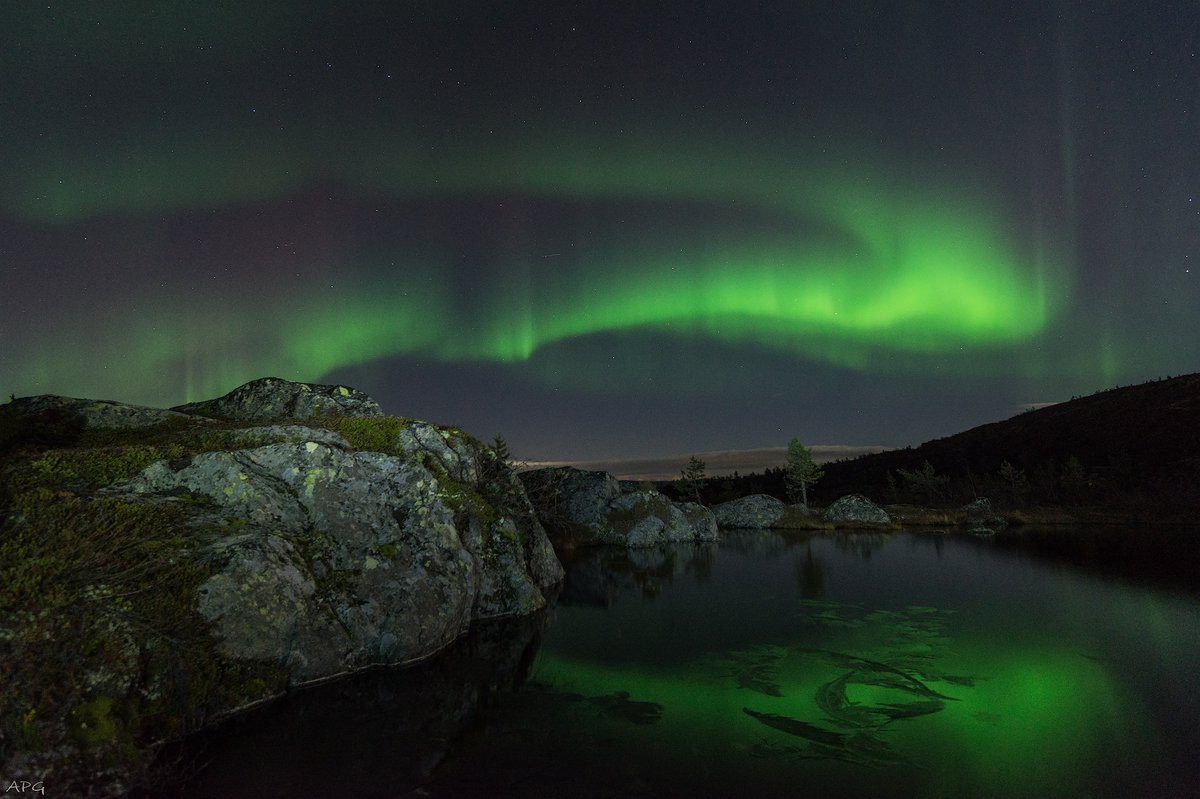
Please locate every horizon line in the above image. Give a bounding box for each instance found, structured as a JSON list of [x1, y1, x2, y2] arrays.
[[518, 444, 893, 482]]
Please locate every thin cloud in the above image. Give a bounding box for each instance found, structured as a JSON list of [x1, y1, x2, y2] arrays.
[[520, 445, 892, 481], [1018, 401, 1062, 412]]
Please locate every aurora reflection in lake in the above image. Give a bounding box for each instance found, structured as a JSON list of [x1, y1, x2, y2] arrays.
[[164, 529, 1200, 799]]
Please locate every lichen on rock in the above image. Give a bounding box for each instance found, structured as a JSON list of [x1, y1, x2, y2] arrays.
[[171, 376, 383, 422], [0, 378, 563, 795], [711, 494, 786, 529], [823, 493, 891, 526]]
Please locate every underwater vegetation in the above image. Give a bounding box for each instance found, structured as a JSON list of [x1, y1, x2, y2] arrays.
[[522, 682, 666, 727], [743, 709, 846, 747], [737, 644, 960, 768], [530, 601, 980, 771], [640, 601, 976, 769], [583, 691, 665, 726], [724, 644, 788, 698]]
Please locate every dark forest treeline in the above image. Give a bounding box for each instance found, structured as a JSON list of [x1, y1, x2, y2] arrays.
[[663, 373, 1200, 513]]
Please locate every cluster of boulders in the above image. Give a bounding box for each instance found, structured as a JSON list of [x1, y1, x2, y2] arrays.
[[518, 468, 718, 547], [707, 492, 891, 529], [517, 471, 895, 542]]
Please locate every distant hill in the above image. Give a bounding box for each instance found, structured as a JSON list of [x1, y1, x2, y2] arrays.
[[694, 374, 1200, 512], [818, 373, 1200, 511]]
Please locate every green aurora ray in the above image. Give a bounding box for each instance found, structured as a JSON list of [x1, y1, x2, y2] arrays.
[[2, 128, 1066, 405]]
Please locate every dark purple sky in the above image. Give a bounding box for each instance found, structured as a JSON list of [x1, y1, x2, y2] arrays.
[[2, 1, 1197, 463]]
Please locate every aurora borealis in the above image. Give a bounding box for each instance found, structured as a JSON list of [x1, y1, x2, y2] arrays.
[[2, 2, 1197, 461]]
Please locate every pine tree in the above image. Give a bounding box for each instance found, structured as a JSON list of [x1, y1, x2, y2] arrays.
[[998, 460, 1029, 501], [677, 455, 707, 504], [491, 434, 512, 466], [483, 433, 514, 489], [784, 437, 823, 506], [896, 460, 949, 505], [1061, 456, 1087, 503]]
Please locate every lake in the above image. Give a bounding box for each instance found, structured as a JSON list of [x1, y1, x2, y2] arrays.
[[158, 527, 1200, 798]]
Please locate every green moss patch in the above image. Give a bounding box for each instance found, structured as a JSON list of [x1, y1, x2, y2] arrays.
[[0, 481, 286, 787], [314, 415, 410, 455]]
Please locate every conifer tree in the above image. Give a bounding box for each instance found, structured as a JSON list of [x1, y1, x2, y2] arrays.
[[677, 455, 707, 504], [491, 434, 512, 466], [784, 437, 823, 506], [483, 433, 515, 489], [896, 460, 949, 505], [998, 460, 1029, 500], [1061, 456, 1087, 503]]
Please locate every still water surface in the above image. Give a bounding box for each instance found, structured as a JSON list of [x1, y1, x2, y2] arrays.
[[167, 529, 1200, 798]]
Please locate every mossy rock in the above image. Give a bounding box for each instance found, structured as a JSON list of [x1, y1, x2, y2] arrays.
[[0, 379, 563, 794]]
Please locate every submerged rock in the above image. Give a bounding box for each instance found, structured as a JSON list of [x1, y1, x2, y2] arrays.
[[711, 494, 785, 529], [160, 610, 554, 795], [823, 494, 891, 526], [519, 466, 718, 547], [584, 691, 664, 725]]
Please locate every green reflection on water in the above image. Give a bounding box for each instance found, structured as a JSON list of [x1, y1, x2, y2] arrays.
[[529, 599, 1137, 798]]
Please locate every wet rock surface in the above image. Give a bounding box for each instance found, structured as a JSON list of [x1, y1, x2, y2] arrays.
[[147, 610, 554, 798]]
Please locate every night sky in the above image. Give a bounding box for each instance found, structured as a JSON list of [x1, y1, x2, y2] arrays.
[[2, 2, 1197, 468]]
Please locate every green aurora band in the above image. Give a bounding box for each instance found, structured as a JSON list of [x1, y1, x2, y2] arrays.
[[3, 130, 1065, 404]]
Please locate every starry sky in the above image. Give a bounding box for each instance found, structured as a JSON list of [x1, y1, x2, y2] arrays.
[[2, 1, 1197, 466]]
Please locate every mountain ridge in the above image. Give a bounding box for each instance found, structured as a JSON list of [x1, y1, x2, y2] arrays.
[[818, 372, 1200, 509]]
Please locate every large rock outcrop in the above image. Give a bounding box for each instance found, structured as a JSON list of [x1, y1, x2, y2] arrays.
[[172, 376, 383, 421], [518, 467, 718, 547], [108, 422, 561, 679], [0, 379, 562, 795]]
